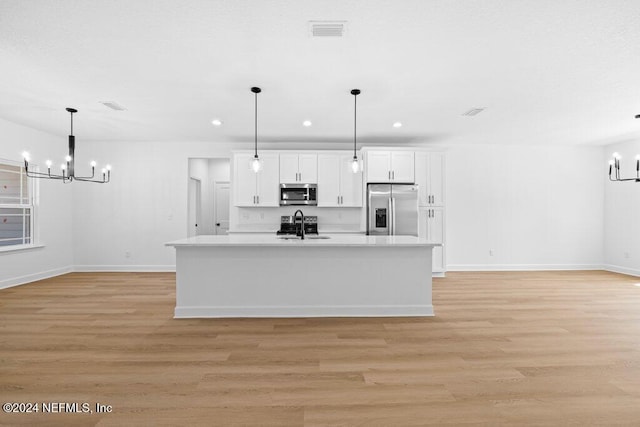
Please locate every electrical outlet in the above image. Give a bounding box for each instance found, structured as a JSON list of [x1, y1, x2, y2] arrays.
[[125, 251, 131, 258], [489, 249, 494, 256]]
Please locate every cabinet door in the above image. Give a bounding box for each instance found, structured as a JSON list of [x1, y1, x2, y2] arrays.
[[298, 154, 318, 183], [233, 154, 257, 206], [339, 154, 363, 207], [429, 153, 444, 206], [279, 153, 299, 183], [365, 151, 391, 182], [391, 151, 415, 183], [256, 153, 280, 206], [429, 207, 445, 272], [429, 207, 444, 244], [317, 154, 340, 207], [415, 152, 429, 206], [418, 207, 445, 273]]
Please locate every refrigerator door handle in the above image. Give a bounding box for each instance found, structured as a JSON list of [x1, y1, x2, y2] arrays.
[[391, 197, 396, 235], [388, 197, 393, 235]]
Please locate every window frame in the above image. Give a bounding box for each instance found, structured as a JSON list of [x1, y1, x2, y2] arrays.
[[0, 158, 38, 252]]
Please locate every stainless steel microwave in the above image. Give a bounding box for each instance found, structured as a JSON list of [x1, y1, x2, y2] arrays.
[[280, 183, 317, 206]]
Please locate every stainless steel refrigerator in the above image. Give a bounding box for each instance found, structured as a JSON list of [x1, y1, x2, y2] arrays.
[[367, 184, 419, 236]]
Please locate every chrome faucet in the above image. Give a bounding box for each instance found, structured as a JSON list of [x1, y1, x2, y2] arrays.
[[293, 209, 305, 239]]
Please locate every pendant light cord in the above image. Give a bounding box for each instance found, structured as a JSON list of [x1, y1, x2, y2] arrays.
[[70, 110, 74, 136], [353, 93, 357, 157], [254, 91, 258, 158]]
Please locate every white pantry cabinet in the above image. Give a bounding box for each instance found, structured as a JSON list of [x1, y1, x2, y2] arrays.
[[365, 151, 415, 183], [280, 153, 317, 183], [418, 206, 445, 274], [415, 152, 444, 207], [233, 153, 279, 207], [317, 153, 363, 207]]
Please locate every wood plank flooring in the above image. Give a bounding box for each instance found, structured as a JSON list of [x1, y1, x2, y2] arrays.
[[1, 270, 639, 426]]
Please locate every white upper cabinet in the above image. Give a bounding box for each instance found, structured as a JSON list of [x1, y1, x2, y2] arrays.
[[365, 151, 415, 183], [233, 153, 279, 207], [317, 153, 363, 207], [339, 155, 363, 207], [279, 153, 317, 183], [415, 152, 444, 206]]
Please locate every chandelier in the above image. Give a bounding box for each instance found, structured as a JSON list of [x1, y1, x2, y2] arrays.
[[22, 108, 111, 183], [608, 114, 640, 182], [609, 152, 639, 182]]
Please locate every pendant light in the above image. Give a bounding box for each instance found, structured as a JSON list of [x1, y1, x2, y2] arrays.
[[250, 87, 262, 173], [608, 114, 640, 182], [22, 108, 111, 183], [350, 89, 361, 173]]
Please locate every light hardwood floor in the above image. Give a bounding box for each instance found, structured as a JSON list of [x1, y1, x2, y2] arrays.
[[1, 271, 640, 426]]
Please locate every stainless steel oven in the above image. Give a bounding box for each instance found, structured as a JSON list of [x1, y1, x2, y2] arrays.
[[279, 183, 317, 206]]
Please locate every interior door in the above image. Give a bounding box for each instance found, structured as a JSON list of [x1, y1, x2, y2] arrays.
[[214, 181, 230, 235]]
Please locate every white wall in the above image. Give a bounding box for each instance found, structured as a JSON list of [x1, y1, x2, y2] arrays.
[[445, 144, 605, 270], [603, 141, 640, 276], [68, 139, 606, 272], [0, 118, 74, 288], [0, 126, 611, 279], [72, 140, 241, 271]]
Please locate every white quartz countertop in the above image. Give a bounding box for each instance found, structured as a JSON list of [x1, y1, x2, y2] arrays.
[[166, 234, 437, 248]]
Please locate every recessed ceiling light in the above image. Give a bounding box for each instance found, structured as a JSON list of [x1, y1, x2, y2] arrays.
[[303, 120, 312, 127], [393, 122, 402, 128], [211, 119, 223, 126]]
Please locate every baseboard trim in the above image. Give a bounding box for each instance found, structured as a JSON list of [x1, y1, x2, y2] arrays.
[[447, 264, 604, 272], [0, 266, 73, 290], [174, 304, 435, 318], [74, 265, 176, 272], [603, 264, 640, 277]]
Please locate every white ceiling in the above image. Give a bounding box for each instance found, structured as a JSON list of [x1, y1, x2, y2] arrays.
[[1, 0, 639, 147]]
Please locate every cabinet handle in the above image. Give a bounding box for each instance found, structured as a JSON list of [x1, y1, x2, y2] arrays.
[[257, 195, 260, 204], [392, 171, 395, 180], [340, 196, 343, 204], [337, 195, 340, 204]]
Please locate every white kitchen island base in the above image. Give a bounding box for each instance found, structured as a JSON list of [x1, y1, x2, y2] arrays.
[[167, 235, 436, 318]]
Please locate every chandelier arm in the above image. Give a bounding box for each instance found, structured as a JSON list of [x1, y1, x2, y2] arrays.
[[25, 172, 66, 180], [73, 176, 108, 183], [73, 170, 96, 180]]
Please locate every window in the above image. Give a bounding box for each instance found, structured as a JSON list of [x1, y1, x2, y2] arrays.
[[0, 160, 34, 248]]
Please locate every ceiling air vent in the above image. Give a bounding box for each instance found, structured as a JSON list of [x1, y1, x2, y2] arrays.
[[462, 108, 485, 116], [309, 21, 346, 37], [100, 101, 127, 111]]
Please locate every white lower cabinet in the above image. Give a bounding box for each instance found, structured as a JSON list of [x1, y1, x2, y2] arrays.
[[418, 207, 445, 274]]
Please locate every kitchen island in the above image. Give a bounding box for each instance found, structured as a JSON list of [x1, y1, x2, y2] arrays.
[[166, 234, 436, 318]]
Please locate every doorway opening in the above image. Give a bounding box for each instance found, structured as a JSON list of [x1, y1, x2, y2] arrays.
[[188, 158, 231, 236]]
